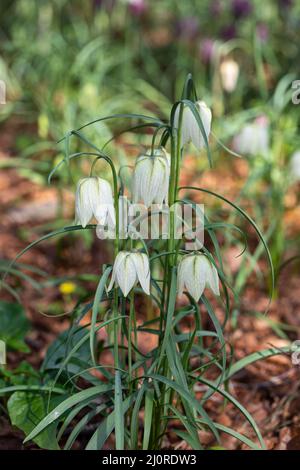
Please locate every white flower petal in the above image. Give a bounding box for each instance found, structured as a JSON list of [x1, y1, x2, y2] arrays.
[[132, 253, 150, 295], [132, 150, 170, 207], [74, 177, 115, 229], [177, 257, 187, 296], [174, 101, 212, 151], [204, 257, 220, 296], [184, 255, 205, 302], [189, 101, 211, 150], [75, 179, 93, 227], [107, 251, 128, 291], [177, 253, 219, 301], [117, 254, 137, 297], [174, 105, 190, 146]]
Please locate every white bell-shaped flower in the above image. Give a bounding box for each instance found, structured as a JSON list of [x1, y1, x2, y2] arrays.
[[132, 147, 170, 208], [177, 252, 220, 302], [96, 196, 130, 240], [107, 251, 150, 296], [220, 59, 239, 93], [233, 116, 269, 157], [75, 176, 115, 228], [174, 100, 212, 150], [290, 150, 300, 181]]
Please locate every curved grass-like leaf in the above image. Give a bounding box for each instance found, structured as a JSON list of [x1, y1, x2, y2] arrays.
[[142, 389, 154, 450], [190, 376, 265, 449], [64, 403, 107, 450], [86, 393, 137, 450], [195, 418, 261, 450], [148, 374, 219, 442], [48, 316, 127, 398], [57, 113, 164, 145], [23, 384, 114, 443], [114, 371, 124, 450], [90, 266, 112, 365], [168, 406, 203, 450], [226, 346, 293, 380], [3, 225, 96, 280], [156, 267, 177, 368], [0, 385, 65, 396], [179, 186, 274, 308], [130, 385, 146, 449]]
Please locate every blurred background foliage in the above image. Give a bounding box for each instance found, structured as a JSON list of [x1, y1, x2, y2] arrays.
[[1, 0, 300, 130], [1, 0, 299, 284]]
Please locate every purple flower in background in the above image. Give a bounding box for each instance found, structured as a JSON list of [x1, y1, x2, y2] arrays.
[[93, 0, 102, 8], [93, 0, 116, 12], [277, 0, 294, 7], [221, 25, 237, 41], [199, 38, 215, 64], [257, 23, 269, 42], [210, 0, 223, 15], [176, 17, 199, 40], [231, 0, 252, 18], [128, 0, 147, 16]]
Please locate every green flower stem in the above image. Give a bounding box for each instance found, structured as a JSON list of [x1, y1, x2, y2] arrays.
[[87, 153, 120, 367], [128, 290, 135, 388], [174, 104, 183, 201], [154, 104, 184, 447], [100, 153, 120, 370]]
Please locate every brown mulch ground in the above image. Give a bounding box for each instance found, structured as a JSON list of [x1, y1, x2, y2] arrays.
[[1, 123, 300, 450]]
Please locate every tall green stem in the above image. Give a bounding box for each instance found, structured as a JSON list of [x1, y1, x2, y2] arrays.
[[154, 104, 183, 446], [128, 290, 135, 385], [110, 160, 120, 369]]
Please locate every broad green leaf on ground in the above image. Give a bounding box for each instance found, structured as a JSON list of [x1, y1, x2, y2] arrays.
[[0, 301, 30, 352], [7, 391, 64, 449]]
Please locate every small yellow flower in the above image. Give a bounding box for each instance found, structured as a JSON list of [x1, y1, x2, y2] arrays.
[[59, 282, 76, 295]]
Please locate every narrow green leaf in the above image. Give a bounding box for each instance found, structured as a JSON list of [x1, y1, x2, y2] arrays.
[[179, 186, 274, 308], [90, 266, 112, 365], [130, 385, 145, 449], [226, 346, 293, 379], [24, 384, 113, 443], [142, 389, 154, 450], [64, 403, 106, 450], [86, 394, 137, 450], [157, 267, 177, 367], [114, 371, 124, 450], [192, 376, 265, 449], [148, 374, 219, 442]]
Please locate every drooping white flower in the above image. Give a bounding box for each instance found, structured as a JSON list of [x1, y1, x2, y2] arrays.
[[233, 116, 269, 157], [96, 196, 131, 240], [174, 100, 212, 150], [220, 59, 239, 93], [107, 251, 150, 296], [75, 176, 115, 228], [132, 147, 170, 207], [290, 151, 300, 181], [177, 253, 220, 302]]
